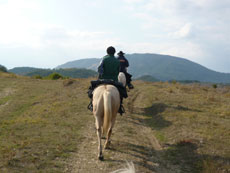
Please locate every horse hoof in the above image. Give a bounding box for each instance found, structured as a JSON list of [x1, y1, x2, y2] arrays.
[[104, 145, 110, 150], [104, 140, 111, 150], [98, 155, 104, 161]]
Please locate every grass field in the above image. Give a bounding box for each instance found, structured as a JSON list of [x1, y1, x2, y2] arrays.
[[0, 72, 229, 172], [0, 72, 92, 172], [130, 80, 230, 172]]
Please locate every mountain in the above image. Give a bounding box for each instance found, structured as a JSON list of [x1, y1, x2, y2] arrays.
[[56, 58, 100, 70], [9, 67, 97, 78], [9, 67, 40, 75], [57, 53, 230, 83]]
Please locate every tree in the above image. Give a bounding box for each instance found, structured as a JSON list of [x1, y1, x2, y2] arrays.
[[0, 65, 7, 72]]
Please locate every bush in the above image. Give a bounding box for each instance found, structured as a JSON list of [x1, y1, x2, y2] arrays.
[[212, 84, 217, 89], [33, 75, 42, 79], [0, 65, 7, 72], [171, 80, 177, 84], [48, 73, 64, 80]]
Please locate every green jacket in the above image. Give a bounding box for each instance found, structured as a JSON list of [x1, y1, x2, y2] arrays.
[[98, 55, 120, 81]]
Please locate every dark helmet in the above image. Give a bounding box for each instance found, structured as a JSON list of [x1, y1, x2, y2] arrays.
[[117, 51, 125, 56], [106, 46, 116, 55]]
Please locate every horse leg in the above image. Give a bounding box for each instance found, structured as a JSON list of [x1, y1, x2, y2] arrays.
[[95, 116, 103, 160], [104, 115, 117, 149], [104, 128, 112, 149]]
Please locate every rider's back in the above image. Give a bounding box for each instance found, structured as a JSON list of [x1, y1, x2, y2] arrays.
[[100, 55, 120, 81]]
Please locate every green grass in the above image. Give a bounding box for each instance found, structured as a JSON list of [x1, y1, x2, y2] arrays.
[[0, 96, 11, 105]]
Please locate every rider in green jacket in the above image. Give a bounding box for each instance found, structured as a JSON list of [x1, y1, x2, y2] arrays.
[[98, 46, 120, 81]]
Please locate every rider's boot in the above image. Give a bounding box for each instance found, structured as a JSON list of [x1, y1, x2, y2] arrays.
[[118, 97, 125, 115], [118, 105, 125, 116], [127, 83, 134, 89], [87, 100, 93, 112]]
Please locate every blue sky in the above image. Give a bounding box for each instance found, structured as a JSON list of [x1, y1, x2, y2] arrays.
[[0, 0, 230, 73]]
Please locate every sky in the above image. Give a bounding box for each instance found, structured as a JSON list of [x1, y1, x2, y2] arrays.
[[0, 0, 230, 73]]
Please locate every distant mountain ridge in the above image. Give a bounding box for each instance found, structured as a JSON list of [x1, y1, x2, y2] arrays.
[[9, 67, 40, 75], [57, 53, 230, 83], [9, 67, 97, 78], [56, 58, 100, 70]]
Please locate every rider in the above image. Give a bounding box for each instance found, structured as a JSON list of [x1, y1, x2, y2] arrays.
[[117, 51, 134, 89], [98, 46, 120, 81], [88, 46, 126, 115]]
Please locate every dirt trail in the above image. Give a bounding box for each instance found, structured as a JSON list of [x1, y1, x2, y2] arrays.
[[66, 89, 177, 173], [0, 87, 14, 109]]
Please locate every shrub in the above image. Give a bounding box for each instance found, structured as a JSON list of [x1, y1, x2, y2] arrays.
[[0, 65, 7, 72], [48, 72, 64, 80], [212, 84, 217, 89], [33, 75, 42, 79], [171, 80, 177, 84]]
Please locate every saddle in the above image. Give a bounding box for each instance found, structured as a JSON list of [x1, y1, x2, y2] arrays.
[[87, 79, 128, 99]]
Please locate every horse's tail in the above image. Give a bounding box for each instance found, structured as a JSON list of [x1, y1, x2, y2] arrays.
[[103, 91, 112, 136], [118, 72, 126, 86]]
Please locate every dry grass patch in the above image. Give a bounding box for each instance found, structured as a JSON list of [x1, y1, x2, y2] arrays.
[[128, 81, 230, 172], [0, 76, 93, 172], [1, 75, 229, 172]]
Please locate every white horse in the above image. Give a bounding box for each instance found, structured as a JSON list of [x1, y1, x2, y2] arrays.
[[92, 73, 126, 160]]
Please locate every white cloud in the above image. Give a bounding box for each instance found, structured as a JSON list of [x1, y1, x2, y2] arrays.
[[39, 26, 116, 51], [123, 0, 143, 3], [0, 0, 41, 47], [162, 42, 206, 61], [170, 23, 193, 39]]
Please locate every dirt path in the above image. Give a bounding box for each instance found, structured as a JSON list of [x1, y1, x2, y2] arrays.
[[0, 87, 14, 110], [66, 89, 177, 173]]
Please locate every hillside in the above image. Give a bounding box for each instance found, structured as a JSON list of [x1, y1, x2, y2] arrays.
[[56, 58, 100, 70], [9, 67, 97, 78], [57, 53, 230, 83], [136, 75, 160, 82], [0, 73, 229, 172], [8, 67, 39, 75]]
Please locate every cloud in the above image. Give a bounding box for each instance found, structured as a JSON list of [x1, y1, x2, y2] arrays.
[[39, 26, 116, 51], [123, 0, 143, 3], [170, 23, 193, 39], [122, 0, 230, 70], [0, 0, 41, 47]]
